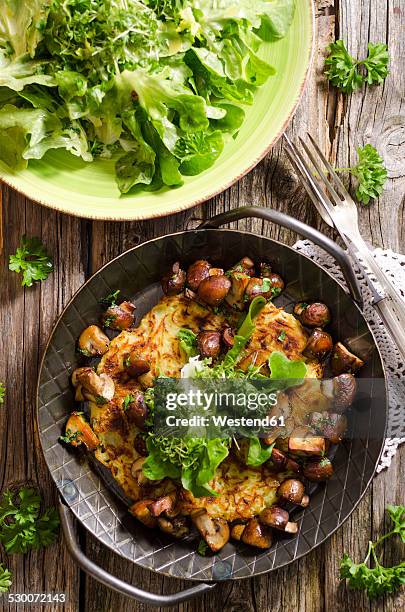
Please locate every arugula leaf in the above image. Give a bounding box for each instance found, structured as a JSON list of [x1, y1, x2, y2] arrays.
[[0, 381, 5, 404], [325, 40, 389, 93], [246, 438, 275, 466], [337, 144, 387, 205], [178, 328, 198, 358], [9, 235, 53, 287], [0, 563, 12, 593], [0, 487, 59, 554], [340, 504, 405, 599], [268, 351, 307, 385]]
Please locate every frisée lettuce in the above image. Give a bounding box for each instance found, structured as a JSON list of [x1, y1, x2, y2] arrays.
[[0, 0, 295, 193]]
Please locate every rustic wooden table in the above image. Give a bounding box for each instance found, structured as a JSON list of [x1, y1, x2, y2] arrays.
[[0, 1, 404, 611]]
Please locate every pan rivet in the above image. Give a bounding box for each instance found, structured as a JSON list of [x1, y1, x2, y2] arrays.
[[58, 479, 78, 502]]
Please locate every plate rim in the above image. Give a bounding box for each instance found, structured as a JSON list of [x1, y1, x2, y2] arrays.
[[1, 1, 316, 221]]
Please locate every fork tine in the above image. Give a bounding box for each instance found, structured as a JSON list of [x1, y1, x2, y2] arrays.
[[299, 137, 345, 208], [283, 134, 335, 225], [306, 132, 355, 201]]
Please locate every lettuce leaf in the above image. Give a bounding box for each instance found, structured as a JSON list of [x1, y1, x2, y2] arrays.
[[0, 0, 295, 190]]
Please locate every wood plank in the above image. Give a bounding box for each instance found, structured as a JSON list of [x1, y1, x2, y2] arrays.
[[0, 186, 85, 612]]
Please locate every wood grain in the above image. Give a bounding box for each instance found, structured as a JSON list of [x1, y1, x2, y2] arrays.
[[0, 1, 403, 611]]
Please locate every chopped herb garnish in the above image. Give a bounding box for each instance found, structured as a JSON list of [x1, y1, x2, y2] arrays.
[[103, 315, 117, 329], [123, 394, 134, 411], [277, 330, 286, 342], [99, 290, 121, 307], [197, 539, 209, 556], [59, 429, 80, 444], [0, 382, 5, 404]]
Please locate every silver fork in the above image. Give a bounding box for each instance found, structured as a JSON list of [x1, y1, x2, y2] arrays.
[[283, 132, 405, 363]]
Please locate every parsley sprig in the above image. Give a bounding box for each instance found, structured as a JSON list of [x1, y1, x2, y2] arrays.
[[0, 487, 59, 554], [336, 144, 388, 205], [340, 504, 405, 599], [0, 382, 5, 404], [0, 563, 12, 593], [9, 236, 53, 287], [99, 290, 120, 307], [325, 40, 389, 93]]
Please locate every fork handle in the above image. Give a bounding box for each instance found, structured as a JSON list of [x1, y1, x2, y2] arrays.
[[347, 237, 405, 361], [349, 236, 405, 314]]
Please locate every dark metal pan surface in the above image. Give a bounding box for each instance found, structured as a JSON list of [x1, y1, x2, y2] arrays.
[[37, 207, 387, 589]]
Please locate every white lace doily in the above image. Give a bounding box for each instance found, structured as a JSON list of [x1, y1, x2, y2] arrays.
[[293, 240, 405, 473]]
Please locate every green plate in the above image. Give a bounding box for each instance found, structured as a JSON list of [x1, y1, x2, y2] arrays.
[[0, 1, 315, 221]]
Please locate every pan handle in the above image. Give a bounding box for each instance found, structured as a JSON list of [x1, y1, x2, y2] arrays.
[[199, 206, 363, 306], [59, 499, 217, 606]]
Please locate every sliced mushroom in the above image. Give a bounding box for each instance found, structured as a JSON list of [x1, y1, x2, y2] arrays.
[[134, 433, 148, 456], [125, 392, 149, 430], [230, 257, 255, 276], [209, 267, 224, 276], [78, 325, 110, 356], [73, 367, 115, 402], [288, 428, 326, 456], [63, 412, 100, 451], [268, 448, 301, 474], [157, 516, 189, 538], [244, 277, 274, 302], [224, 271, 251, 310], [331, 342, 364, 375], [124, 352, 151, 378], [196, 331, 221, 359], [277, 479, 309, 507], [198, 275, 231, 307], [294, 302, 331, 328], [162, 262, 186, 295], [241, 519, 272, 549], [332, 374, 357, 412], [192, 512, 230, 552], [186, 260, 211, 291], [259, 507, 298, 534], [150, 494, 176, 517], [129, 499, 157, 528], [259, 262, 272, 278], [303, 457, 334, 482], [222, 327, 235, 347], [131, 457, 149, 486], [230, 523, 246, 541], [304, 329, 333, 360], [101, 301, 136, 330]]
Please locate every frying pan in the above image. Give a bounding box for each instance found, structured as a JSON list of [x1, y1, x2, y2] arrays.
[[37, 207, 387, 606]]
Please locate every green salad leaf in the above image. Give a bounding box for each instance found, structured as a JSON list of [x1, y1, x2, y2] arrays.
[[0, 0, 295, 192]]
